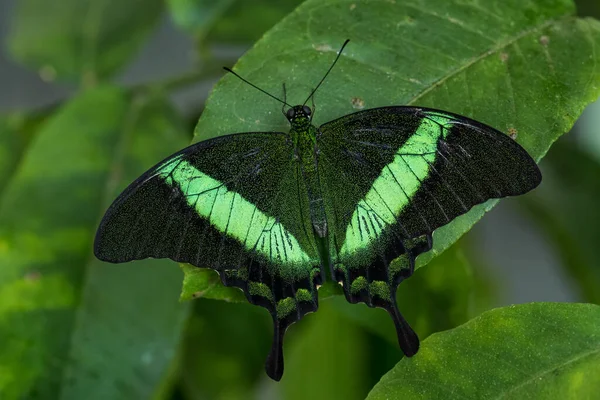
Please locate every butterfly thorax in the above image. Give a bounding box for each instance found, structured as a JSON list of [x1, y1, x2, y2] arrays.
[[286, 105, 327, 239]]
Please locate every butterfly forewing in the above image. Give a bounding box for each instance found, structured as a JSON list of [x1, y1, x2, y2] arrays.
[[94, 132, 321, 380], [317, 106, 541, 354]]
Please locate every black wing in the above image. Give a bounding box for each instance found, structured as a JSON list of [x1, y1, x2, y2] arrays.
[[95, 132, 321, 380], [317, 106, 541, 355]]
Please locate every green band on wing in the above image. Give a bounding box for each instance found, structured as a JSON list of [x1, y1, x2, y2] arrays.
[[157, 156, 312, 266], [340, 113, 452, 257]]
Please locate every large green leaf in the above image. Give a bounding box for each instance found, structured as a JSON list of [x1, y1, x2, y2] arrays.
[[7, 0, 164, 83], [366, 303, 600, 399], [0, 88, 190, 399], [184, 0, 600, 296], [520, 140, 600, 304]]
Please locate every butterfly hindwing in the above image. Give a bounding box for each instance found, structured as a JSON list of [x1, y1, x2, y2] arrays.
[[94, 132, 321, 380], [317, 106, 541, 354]]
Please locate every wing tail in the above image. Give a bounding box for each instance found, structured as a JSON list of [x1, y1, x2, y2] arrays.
[[265, 319, 286, 381], [386, 295, 419, 357]]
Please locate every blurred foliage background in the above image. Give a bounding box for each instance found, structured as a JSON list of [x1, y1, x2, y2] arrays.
[[0, 0, 599, 399]]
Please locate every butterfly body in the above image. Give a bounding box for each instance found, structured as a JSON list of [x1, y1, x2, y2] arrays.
[[95, 43, 541, 381], [288, 106, 328, 239]]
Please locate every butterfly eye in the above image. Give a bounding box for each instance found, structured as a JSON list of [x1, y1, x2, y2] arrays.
[[286, 108, 296, 119], [302, 105, 312, 116]]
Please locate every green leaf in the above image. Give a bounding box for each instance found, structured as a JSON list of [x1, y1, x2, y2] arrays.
[[184, 0, 600, 298], [280, 301, 369, 400], [0, 112, 46, 196], [520, 140, 600, 304], [179, 265, 245, 302], [0, 87, 190, 399], [7, 0, 164, 83], [366, 303, 600, 399]]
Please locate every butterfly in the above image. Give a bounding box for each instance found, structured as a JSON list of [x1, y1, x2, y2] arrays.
[[94, 40, 541, 381]]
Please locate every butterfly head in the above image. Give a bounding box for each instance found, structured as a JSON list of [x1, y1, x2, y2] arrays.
[[286, 105, 312, 127]]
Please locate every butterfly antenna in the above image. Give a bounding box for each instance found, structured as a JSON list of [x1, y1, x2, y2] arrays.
[[223, 67, 292, 108], [303, 39, 350, 106]]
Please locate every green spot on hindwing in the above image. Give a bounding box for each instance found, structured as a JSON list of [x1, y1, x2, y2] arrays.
[[350, 276, 369, 294], [248, 282, 274, 302], [310, 267, 321, 278], [296, 288, 313, 302], [276, 297, 296, 318], [389, 253, 410, 278], [369, 281, 391, 301], [350, 277, 390, 300]]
